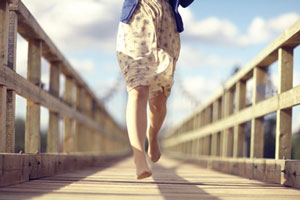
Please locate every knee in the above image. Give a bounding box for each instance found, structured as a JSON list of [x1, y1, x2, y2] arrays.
[[128, 86, 149, 101], [150, 98, 166, 113]]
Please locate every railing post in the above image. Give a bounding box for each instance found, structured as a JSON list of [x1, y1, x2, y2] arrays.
[[63, 76, 75, 153], [221, 93, 226, 118], [75, 86, 84, 152], [0, 0, 9, 152], [5, 0, 18, 153], [217, 132, 221, 156], [97, 107, 106, 153], [233, 81, 246, 157], [0, 86, 7, 152], [200, 111, 205, 127], [0, 0, 8, 64], [195, 137, 200, 155], [211, 100, 221, 156], [103, 115, 111, 153], [91, 104, 99, 153], [220, 94, 226, 156], [200, 138, 205, 155], [250, 67, 266, 158], [222, 90, 234, 157], [184, 141, 189, 154], [193, 113, 200, 129], [191, 139, 197, 155], [47, 62, 61, 153], [25, 39, 42, 153], [95, 107, 103, 153], [85, 93, 93, 152], [213, 99, 221, 122], [211, 133, 217, 156], [204, 136, 211, 155], [276, 47, 293, 159], [182, 142, 186, 154], [206, 105, 212, 125]]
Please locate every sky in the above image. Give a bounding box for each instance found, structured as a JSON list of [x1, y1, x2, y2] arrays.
[[15, 0, 300, 134]]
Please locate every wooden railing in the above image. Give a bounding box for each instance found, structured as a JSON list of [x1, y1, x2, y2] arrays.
[[163, 19, 300, 189], [0, 0, 130, 186]]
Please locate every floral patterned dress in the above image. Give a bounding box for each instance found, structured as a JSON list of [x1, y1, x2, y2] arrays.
[[116, 0, 181, 99]]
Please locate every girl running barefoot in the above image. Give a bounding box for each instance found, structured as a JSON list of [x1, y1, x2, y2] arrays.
[[116, 0, 194, 180]]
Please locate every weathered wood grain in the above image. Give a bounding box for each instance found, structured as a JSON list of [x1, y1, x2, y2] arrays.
[[25, 39, 41, 154], [63, 76, 74, 153], [14, 0, 106, 116], [162, 85, 300, 147], [0, 152, 130, 188], [0, 1, 9, 152], [4, 0, 127, 149], [47, 62, 60, 153], [283, 160, 300, 188], [1, 156, 300, 199], [0, 0, 8, 65], [165, 152, 300, 189], [0, 64, 126, 142], [233, 124, 245, 158], [233, 81, 246, 158], [165, 19, 300, 139], [0, 86, 7, 153], [276, 47, 293, 159], [5, 5, 18, 153]]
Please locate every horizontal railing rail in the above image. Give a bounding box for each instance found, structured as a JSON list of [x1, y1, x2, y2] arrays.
[[0, 0, 130, 187], [163, 19, 300, 189]]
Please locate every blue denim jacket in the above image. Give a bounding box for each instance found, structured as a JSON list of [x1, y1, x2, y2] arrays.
[[120, 0, 194, 33]]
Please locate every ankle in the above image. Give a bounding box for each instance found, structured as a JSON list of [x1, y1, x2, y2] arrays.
[[148, 127, 159, 140]]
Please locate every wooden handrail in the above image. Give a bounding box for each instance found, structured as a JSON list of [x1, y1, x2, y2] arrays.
[[163, 19, 300, 188], [0, 0, 129, 154]]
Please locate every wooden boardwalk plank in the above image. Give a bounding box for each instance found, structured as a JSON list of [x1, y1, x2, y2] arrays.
[[0, 157, 299, 200]]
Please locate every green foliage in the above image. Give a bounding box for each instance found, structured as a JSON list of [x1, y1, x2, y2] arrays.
[[14, 118, 47, 153], [292, 129, 300, 160], [15, 118, 25, 153], [264, 117, 276, 158]]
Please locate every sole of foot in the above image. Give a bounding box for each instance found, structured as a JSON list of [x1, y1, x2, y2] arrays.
[[137, 171, 152, 180]]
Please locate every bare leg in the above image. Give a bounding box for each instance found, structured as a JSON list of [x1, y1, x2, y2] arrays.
[[147, 91, 167, 162], [126, 86, 152, 179]]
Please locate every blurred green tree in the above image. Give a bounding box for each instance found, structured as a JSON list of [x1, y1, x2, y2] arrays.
[[14, 118, 47, 153], [292, 128, 300, 160]]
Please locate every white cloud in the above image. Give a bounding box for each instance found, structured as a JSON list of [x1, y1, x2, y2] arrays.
[[238, 17, 271, 46], [181, 8, 239, 46], [294, 68, 300, 87], [70, 58, 96, 74], [18, 1, 300, 132], [177, 45, 242, 69], [21, 0, 300, 52], [181, 8, 300, 47], [239, 13, 300, 46], [269, 13, 300, 31], [22, 0, 123, 52], [16, 34, 28, 78]]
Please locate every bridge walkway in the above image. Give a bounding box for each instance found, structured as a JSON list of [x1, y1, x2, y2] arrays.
[[1, 156, 300, 200]]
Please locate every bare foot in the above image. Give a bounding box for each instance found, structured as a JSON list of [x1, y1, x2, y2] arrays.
[[137, 170, 152, 180], [133, 152, 152, 179], [147, 133, 161, 163]]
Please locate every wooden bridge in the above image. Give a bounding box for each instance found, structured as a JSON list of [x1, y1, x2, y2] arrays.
[[0, 0, 300, 199]]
